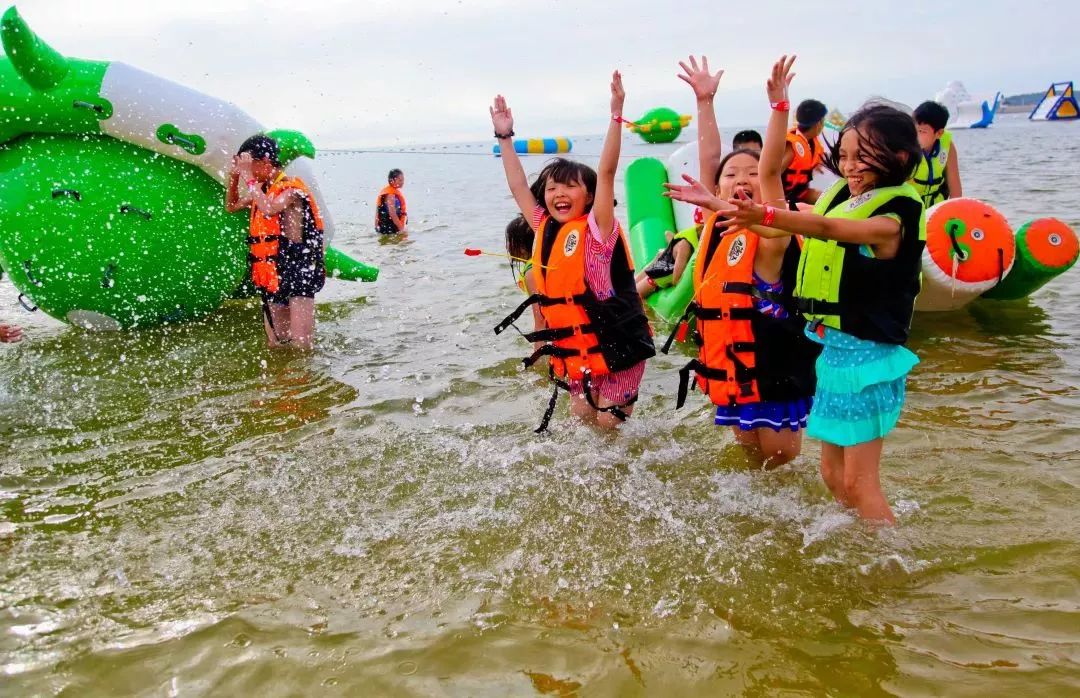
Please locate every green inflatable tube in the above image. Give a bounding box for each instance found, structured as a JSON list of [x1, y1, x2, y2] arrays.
[[982, 218, 1079, 300], [325, 246, 379, 282], [626, 157, 676, 269], [646, 242, 697, 324]]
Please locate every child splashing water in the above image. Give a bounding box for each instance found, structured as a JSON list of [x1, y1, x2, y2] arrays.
[[491, 72, 655, 432], [662, 55, 818, 468], [670, 56, 924, 522]]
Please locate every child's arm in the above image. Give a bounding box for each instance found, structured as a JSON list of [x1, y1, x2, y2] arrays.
[[760, 56, 796, 206], [945, 142, 962, 199], [225, 162, 251, 212], [677, 56, 724, 190], [593, 70, 624, 237], [723, 196, 900, 246], [387, 195, 406, 232], [490, 95, 539, 220], [671, 240, 693, 285]]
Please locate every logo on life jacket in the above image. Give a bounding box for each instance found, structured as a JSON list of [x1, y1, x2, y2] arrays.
[[727, 233, 747, 266], [846, 191, 874, 211], [794, 142, 806, 157], [563, 230, 580, 257], [938, 149, 949, 166]]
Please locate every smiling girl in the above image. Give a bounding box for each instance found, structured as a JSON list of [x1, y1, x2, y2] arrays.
[[490, 72, 655, 432], [667, 56, 925, 522]]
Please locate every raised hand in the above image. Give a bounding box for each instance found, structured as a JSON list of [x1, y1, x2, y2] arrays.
[[722, 191, 767, 228], [489, 95, 514, 135], [677, 55, 723, 101], [610, 70, 625, 117], [767, 55, 796, 104], [663, 174, 735, 212]]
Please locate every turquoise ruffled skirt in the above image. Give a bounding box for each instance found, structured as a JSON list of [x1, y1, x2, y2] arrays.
[[805, 326, 919, 446]]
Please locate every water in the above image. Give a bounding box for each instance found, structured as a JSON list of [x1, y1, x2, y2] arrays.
[[1, 114, 1078, 695]]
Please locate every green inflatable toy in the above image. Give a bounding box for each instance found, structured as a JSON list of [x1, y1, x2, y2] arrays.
[[982, 218, 1079, 300], [628, 107, 692, 145], [0, 6, 377, 330], [625, 157, 698, 324]]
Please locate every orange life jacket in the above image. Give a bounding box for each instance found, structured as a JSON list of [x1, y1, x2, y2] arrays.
[[375, 185, 407, 233], [782, 128, 821, 202], [664, 211, 818, 410], [248, 175, 325, 293], [494, 213, 655, 431]]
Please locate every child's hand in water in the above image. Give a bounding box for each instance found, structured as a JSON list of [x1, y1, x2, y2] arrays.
[[663, 174, 735, 213], [489, 95, 514, 135], [767, 55, 796, 104], [0, 324, 23, 343], [677, 55, 723, 101], [610, 70, 625, 118]]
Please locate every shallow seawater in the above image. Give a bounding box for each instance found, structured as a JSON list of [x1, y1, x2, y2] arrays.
[[1, 115, 1078, 695]]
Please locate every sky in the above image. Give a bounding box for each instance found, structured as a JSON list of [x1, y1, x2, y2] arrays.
[[11, 0, 1080, 147]]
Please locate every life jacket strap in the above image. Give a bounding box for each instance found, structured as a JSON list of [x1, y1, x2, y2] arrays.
[[581, 371, 637, 422], [522, 324, 597, 343], [796, 297, 844, 316], [494, 294, 540, 335], [675, 359, 729, 409], [247, 253, 280, 264], [721, 281, 788, 307], [523, 343, 602, 368], [661, 303, 697, 355], [246, 234, 283, 245]]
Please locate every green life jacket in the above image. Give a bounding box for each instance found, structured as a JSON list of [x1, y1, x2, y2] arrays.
[[794, 180, 926, 344], [910, 130, 953, 208]]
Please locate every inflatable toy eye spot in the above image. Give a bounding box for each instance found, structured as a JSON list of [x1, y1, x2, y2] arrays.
[[1049, 233, 1062, 246], [945, 219, 966, 236], [971, 228, 985, 241]]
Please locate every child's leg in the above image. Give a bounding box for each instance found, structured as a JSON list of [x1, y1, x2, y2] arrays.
[[595, 396, 633, 429], [265, 303, 291, 347], [820, 443, 847, 504], [288, 297, 316, 350], [569, 392, 598, 423], [636, 276, 656, 298], [756, 428, 803, 469], [841, 438, 895, 524], [732, 427, 763, 460]]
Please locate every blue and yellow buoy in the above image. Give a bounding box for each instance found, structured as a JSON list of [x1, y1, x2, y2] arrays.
[[493, 137, 572, 156]]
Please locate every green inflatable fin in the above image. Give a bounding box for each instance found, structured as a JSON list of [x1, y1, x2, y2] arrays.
[[1, 6, 70, 90], [325, 246, 379, 282], [267, 129, 316, 167]]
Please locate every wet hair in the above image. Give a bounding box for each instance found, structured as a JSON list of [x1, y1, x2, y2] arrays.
[[796, 99, 828, 129], [236, 134, 281, 167], [533, 157, 598, 215], [823, 104, 922, 187], [732, 129, 763, 150], [913, 101, 950, 132], [714, 147, 761, 188], [505, 215, 534, 261], [388, 168, 403, 183]]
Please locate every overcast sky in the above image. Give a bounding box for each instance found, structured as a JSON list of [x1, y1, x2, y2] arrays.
[[13, 0, 1080, 147]]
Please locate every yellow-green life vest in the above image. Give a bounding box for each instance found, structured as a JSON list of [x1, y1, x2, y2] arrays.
[[910, 130, 953, 208], [794, 180, 926, 344]]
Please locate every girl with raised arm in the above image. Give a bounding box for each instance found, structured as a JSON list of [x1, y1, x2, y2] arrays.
[[668, 56, 925, 523], [491, 72, 655, 432]]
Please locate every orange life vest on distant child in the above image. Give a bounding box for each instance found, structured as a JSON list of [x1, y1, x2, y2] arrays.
[[375, 185, 407, 233], [248, 176, 325, 294], [782, 127, 822, 203]]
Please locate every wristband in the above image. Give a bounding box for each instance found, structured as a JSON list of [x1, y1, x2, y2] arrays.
[[646, 276, 657, 288], [770, 100, 790, 112], [761, 204, 777, 227], [494, 129, 515, 140]]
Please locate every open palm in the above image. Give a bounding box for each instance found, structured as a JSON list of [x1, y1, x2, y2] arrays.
[[489, 95, 514, 133], [677, 55, 723, 101]]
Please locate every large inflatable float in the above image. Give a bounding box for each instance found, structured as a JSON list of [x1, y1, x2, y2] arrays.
[[627, 107, 692, 145], [0, 6, 377, 330], [935, 81, 1001, 129], [492, 137, 571, 156]]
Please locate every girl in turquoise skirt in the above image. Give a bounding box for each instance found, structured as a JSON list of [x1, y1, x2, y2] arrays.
[[666, 56, 925, 523]]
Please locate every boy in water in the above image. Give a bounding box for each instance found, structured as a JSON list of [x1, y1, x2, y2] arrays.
[[911, 101, 962, 207], [226, 135, 326, 349], [732, 129, 763, 152], [375, 169, 408, 235], [781, 99, 827, 204]]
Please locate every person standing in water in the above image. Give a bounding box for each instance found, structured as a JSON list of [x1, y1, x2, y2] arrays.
[[375, 169, 408, 235], [227, 135, 326, 350]]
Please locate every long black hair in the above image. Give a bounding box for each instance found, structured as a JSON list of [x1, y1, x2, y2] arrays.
[[533, 157, 598, 216], [823, 105, 921, 187]]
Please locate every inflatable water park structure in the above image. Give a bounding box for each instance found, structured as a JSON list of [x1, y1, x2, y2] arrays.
[[934, 81, 1002, 129], [1028, 82, 1080, 121], [0, 6, 377, 331]]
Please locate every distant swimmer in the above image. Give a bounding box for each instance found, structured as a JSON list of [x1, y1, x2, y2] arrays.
[[375, 169, 408, 235], [912, 101, 962, 208]]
